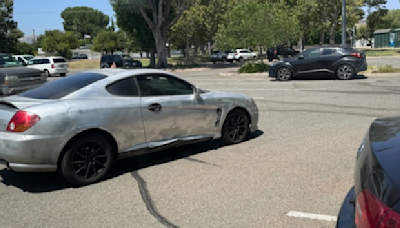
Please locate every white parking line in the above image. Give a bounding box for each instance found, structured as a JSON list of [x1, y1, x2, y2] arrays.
[[287, 211, 337, 222]]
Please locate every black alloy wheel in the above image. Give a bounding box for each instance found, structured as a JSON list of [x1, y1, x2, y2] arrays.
[[60, 134, 114, 186], [221, 109, 249, 144], [276, 67, 292, 81]]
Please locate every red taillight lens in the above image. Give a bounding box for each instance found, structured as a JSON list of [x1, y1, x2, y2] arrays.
[[351, 53, 362, 58], [235, 53, 238, 55], [6, 111, 40, 132], [51, 64, 55, 68], [355, 190, 400, 228], [274, 50, 277, 54]]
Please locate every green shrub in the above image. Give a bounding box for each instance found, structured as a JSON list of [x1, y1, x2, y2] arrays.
[[371, 65, 400, 73], [238, 62, 269, 73]]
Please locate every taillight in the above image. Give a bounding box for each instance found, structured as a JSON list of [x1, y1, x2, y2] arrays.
[[355, 189, 400, 228], [6, 111, 40, 132], [235, 53, 238, 55], [351, 53, 362, 58], [51, 64, 55, 68], [274, 50, 277, 54]]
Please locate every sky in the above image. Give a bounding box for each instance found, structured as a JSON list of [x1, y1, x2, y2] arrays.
[[13, 0, 400, 37]]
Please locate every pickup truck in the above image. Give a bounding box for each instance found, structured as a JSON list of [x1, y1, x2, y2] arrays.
[[266, 46, 299, 62], [0, 53, 47, 95]]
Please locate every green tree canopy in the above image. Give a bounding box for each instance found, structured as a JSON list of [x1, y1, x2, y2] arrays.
[[0, 0, 17, 53], [61, 6, 110, 39], [215, 1, 300, 50], [16, 42, 34, 55], [41, 30, 79, 58], [91, 30, 125, 54]]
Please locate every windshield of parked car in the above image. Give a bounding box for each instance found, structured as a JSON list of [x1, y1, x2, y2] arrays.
[[24, 56, 34, 61], [0, 55, 23, 68]]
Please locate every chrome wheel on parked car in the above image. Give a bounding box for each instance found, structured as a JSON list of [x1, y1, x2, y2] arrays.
[[276, 67, 292, 81], [336, 64, 354, 80]]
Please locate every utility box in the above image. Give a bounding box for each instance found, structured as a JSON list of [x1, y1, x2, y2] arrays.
[[373, 29, 393, 48]]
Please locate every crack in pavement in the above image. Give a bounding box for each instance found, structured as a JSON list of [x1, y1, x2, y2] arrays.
[[131, 171, 179, 228], [184, 157, 218, 166]]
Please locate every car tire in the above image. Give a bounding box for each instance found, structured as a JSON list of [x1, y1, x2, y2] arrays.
[[276, 67, 292, 81], [212, 61, 216, 64], [59, 133, 114, 186], [44, 69, 51, 77], [222, 58, 227, 63], [101, 64, 109, 68], [336, 64, 354, 80], [268, 58, 273, 62], [60, 73, 66, 77], [221, 109, 249, 145]]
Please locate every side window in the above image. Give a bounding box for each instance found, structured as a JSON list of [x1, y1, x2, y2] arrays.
[[303, 49, 321, 58], [17, 57, 24, 63], [113, 55, 122, 62], [42, 59, 50, 64], [137, 75, 194, 96], [106, 77, 139, 96], [322, 48, 336, 56]]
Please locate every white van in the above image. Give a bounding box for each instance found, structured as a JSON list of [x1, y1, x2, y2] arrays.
[[26, 56, 69, 77], [13, 55, 35, 66]]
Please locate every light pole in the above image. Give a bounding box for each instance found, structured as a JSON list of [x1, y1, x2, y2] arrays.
[[342, 0, 347, 46]]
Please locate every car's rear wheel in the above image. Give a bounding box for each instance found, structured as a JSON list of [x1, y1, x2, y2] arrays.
[[59, 134, 114, 186], [336, 64, 354, 80], [44, 69, 51, 77], [221, 109, 249, 145], [276, 67, 292, 81], [60, 73, 66, 77]]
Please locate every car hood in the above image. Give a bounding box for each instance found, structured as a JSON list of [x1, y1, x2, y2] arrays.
[[0, 66, 42, 76], [369, 117, 400, 190]]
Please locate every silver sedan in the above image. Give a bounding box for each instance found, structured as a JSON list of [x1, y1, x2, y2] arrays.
[[0, 68, 259, 186]]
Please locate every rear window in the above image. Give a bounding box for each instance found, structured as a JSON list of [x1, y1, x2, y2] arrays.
[[53, 58, 66, 63], [19, 73, 107, 99]]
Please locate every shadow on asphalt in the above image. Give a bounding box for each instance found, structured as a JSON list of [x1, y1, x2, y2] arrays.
[[0, 130, 263, 193], [270, 74, 368, 81]]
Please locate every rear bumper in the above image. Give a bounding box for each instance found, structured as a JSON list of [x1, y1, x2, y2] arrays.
[[50, 68, 69, 75], [336, 186, 356, 228], [356, 61, 368, 72], [0, 132, 60, 172]]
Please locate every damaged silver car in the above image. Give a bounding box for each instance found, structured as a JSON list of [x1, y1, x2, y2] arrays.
[[0, 68, 259, 186]]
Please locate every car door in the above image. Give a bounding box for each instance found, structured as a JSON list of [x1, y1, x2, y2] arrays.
[[136, 73, 219, 148], [317, 48, 342, 74], [292, 48, 322, 75], [105, 76, 147, 152]]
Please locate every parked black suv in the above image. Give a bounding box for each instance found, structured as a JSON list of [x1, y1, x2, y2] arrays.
[[269, 46, 367, 81], [266, 46, 299, 62], [100, 54, 142, 68]]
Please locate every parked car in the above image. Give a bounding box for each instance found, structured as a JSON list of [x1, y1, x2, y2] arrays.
[[269, 46, 367, 81], [72, 54, 88, 59], [0, 68, 259, 186], [266, 46, 299, 62], [227, 49, 257, 62], [12, 55, 35, 66], [210, 50, 229, 64], [0, 53, 47, 95], [336, 116, 400, 228], [100, 54, 142, 68], [26, 56, 69, 77]]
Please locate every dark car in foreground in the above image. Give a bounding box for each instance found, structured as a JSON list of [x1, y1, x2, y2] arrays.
[[0, 53, 47, 95], [100, 54, 142, 68], [336, 117, 400, 228], [269, 46, 367, 81]]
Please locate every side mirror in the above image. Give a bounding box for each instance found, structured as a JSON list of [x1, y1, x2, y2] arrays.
[[298, 55, 304, 60], [194, 86, 201, 99]]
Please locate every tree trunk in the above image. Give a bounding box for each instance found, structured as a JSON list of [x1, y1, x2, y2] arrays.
[[320, 30, 325, 46], [153, 29, 168, 68], [298, 37, 303, 51], [329, 24, 338, 45], [194, 44, 198, 57], [149, 48, 156, 67]]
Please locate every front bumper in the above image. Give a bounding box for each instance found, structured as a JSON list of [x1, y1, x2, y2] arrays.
[[0, 131, 60, 172], [336, 186, 356, 228]]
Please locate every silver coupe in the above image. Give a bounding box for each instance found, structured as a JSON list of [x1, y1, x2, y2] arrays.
[[0, 68, 259, 186]]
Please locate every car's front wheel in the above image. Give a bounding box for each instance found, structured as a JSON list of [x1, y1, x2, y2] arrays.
[[276, 67, 292, 81], [336, 64, 354, 80], [59, 133, 114, 186], [221, 109, 249, 145]]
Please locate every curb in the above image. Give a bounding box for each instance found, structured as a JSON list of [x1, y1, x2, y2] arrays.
[[219, 72, 269, 77]]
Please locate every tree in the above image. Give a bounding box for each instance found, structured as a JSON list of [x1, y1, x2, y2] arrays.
[[381, 9, 400, 29], [16, 42, 34, 55], [355, 24, 369, 39], [215, 1, 300, 52], [111, 0, 192, 68], [91, 30, 125, 54], [365, 0, 387, 39], [41, 30, 79, 58], [61, 6, 110, 39], [0, 0, 17, 53], [5, 28, 24, 54]]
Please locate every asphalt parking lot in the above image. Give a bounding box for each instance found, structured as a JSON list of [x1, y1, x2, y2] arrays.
[[2, 64, 400, 227]]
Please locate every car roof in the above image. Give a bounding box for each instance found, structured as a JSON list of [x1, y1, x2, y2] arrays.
[[33, 56, 65, 59], [83, 68, 179, 78]]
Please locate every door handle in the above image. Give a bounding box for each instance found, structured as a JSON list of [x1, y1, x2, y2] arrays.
[[147, 103, 162, 112]]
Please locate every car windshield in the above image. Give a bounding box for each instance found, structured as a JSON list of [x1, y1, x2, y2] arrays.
[[0, 55, 22, 68], [24, 56, 34, 61]]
